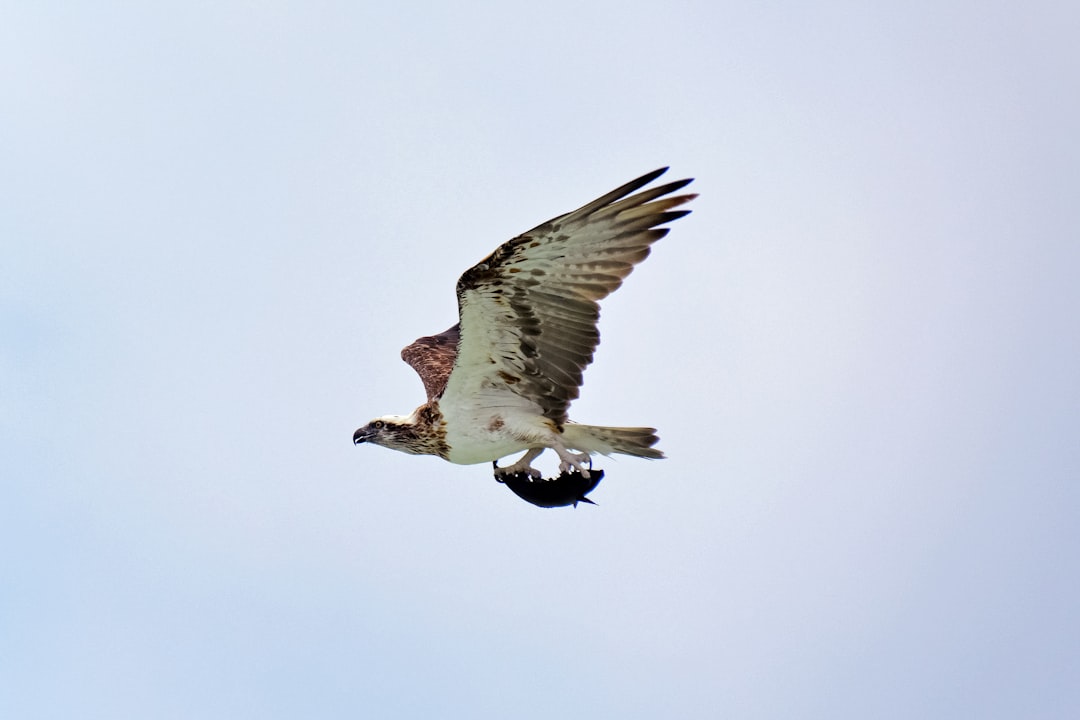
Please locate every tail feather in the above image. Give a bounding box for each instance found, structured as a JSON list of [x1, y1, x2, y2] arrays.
[[561, 424, 665, 459]]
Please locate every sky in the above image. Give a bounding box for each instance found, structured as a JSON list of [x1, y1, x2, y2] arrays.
[[2, 1, 1079, 718]]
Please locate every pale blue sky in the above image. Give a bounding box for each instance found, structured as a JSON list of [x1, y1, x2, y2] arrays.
[[3, 2, 1078, 718]]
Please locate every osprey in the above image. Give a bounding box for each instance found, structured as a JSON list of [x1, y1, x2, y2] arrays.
[[353, 168, 695, 481]]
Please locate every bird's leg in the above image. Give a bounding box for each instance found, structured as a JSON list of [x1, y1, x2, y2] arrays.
[[554, 446, 592, 478], [493, 448, 544, 478]]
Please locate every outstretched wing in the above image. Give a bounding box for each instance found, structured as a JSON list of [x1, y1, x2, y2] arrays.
[[401, 324, 460, 401], [441, 168, 695, 425]]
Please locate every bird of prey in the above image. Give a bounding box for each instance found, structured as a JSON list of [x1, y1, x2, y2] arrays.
[[353, 168, 695, 481]]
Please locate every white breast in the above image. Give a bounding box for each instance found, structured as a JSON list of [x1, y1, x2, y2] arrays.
[[440, 390, 561, 465]]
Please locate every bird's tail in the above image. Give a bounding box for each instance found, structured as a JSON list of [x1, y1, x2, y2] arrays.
[[560, 424, 665, 459]]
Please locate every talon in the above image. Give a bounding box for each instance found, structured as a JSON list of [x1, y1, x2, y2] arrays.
[[494, 449, 544, 479], [555, 449, 592, 478]]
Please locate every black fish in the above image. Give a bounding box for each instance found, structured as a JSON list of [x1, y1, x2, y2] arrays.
[[495, 463, 604, 508]]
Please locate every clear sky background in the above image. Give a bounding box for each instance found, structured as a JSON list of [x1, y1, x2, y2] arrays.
[[3, 2, 1078, 718]]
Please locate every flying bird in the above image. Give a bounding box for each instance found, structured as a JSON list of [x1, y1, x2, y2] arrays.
[[353, 168, 695, 482]]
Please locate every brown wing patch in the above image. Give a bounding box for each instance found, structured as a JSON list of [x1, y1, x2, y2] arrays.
[[400, 324, 460, 401]]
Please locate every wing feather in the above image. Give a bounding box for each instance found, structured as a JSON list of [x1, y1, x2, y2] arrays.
[[400, 324, 460, 401], [441, 168, 695, 425]]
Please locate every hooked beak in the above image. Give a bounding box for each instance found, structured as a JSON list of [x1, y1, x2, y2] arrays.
[[353, 427, 369, 445]]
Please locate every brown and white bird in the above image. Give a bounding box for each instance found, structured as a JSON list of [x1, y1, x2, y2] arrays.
[[353, 168, 695, 479]]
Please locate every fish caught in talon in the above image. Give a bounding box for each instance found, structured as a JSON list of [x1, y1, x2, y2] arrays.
[[497, 467, 605, 509]]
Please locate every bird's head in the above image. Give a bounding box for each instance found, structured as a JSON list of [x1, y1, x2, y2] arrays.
[[352, 414, 422, 454]]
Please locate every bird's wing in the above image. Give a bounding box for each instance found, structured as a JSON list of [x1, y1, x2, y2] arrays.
[[440, 168, 695, 425], [401, 324, 461, 402]]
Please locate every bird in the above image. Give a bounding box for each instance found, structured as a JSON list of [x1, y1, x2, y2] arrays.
[[353, 167, 695, 480]]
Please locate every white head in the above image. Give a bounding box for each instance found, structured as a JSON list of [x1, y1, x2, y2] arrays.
[[352, 412, 424, 454]]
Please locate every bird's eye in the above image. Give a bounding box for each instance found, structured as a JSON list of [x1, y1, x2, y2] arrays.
[[373, 420, 384, 429]]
